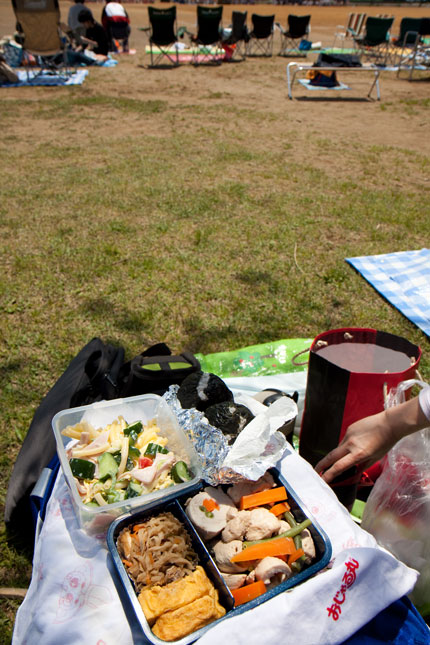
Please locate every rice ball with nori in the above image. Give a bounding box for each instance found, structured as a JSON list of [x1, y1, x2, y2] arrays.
[[205, 401, 254, 443], [177, 371, 233, 412]]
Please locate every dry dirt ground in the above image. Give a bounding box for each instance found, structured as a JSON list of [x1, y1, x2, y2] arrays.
[[1, 1, 429, 158]]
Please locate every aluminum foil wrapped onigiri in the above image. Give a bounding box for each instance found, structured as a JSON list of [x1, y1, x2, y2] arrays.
[[177, 371, 234, 412]]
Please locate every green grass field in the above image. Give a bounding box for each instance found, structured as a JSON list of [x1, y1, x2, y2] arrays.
[[1, 4, 430, 639]]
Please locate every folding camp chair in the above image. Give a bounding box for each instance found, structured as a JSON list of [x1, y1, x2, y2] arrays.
[[11, 0, 73, 79], [190, 5, 223, 65], [392, 17, 423, 69], [397, 17, 430, 80], [353, 16, 394, 66], [246, 14, 275, 58], [332, 12, 367, 50], [221, 10, 249, 62], [393, 17, 423, 48], [277, 14, 311, 58], [145, 6, 180, 67]]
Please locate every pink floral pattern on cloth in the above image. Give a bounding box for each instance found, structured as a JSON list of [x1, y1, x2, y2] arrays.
[[55, 563, 112, 624]]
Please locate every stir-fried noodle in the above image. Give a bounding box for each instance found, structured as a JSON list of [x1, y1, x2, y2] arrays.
[[117, 512, 198, 593]]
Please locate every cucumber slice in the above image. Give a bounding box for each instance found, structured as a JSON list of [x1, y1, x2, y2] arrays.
[[170, 461, 192, 483], [127, 431, 139, 447], [124, 421, 143, 436], [106, 489, 125, 504], [144, 442, 169, 458], [98, 452, 119, 482], [69, 458, 96, 480], [128, 446, 141, 460], [126, 482, 143, 499], [111, 451, 122, 465]]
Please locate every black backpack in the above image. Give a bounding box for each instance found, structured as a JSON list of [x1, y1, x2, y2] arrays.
[[5, 338, 200, 551], [4, 338, 124, 550], [118, 342, 201, 398]]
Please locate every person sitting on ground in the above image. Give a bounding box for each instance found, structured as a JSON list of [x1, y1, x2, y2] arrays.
[[315, 386, 430, 484], [0, 51, 19, 85], [78, 9, 109, 61], [68, 0, 93, 45], [101, 0, 130, 53]]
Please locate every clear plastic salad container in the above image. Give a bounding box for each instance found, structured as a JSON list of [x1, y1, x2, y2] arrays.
[[52, 393, 202, 537]]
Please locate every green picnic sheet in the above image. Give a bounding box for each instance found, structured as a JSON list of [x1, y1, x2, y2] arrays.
[[196, 338, 311, 379]]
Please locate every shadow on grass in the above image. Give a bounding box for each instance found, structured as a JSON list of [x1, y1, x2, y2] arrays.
[[81, 298, 155, 340], [294, 96, 376, 102], [397, 74, 430, 84], [147, 64, 181, 70], [0, 361, 23, 384], [183, 316, 290, 355], [235, 269, 274, 285]]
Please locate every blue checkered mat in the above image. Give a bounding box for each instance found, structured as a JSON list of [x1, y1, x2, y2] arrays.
[[346, 249, 430, 337]]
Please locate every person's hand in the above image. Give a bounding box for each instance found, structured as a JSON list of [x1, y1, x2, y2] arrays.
[[315, 411, 398, 484], [315, 396, 428, 484]]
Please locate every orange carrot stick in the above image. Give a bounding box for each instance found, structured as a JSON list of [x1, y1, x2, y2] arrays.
[[122, 559, 133, 568], [240, 486, 287, 510], [231, 537, 296, 562], [288, 548, 305, 566], [231, 580, 266, 606], [269, 502, 291, 516]]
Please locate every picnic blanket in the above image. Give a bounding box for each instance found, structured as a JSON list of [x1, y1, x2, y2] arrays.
[[1, 68, 89, 87], [144, 44, 224, 63], [346, 248, 430, 337], [12, 358, 426, 644], [12, 428, 422, 645]]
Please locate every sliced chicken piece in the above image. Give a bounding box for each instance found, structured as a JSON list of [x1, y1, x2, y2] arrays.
[[212, 539, 247, 574], [278, 519, 291, 534], [77, 430, 90, 446], [245, 508, 281, 541], [185, 488, 236, 540], [128, 452, 175, 486], [226, 472, 275, 505], [221, 573, 248, 591], [226, 506, 239, 521], [222, 511, 252, 543], [301, 528, 316, 565], [204, 486, 237, 513], [246, 570, 256, 585], [254, 557, 292, 586], [117, 528, 133, 561]]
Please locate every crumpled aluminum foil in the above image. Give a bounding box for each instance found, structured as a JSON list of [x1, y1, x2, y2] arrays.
[[163, 386, 294, 486]]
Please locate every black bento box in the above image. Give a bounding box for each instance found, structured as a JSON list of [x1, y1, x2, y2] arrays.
[[106, 468, 332, 645]]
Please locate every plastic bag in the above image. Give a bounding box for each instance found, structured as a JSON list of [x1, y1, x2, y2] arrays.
[[361, 379, 430, 614]]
